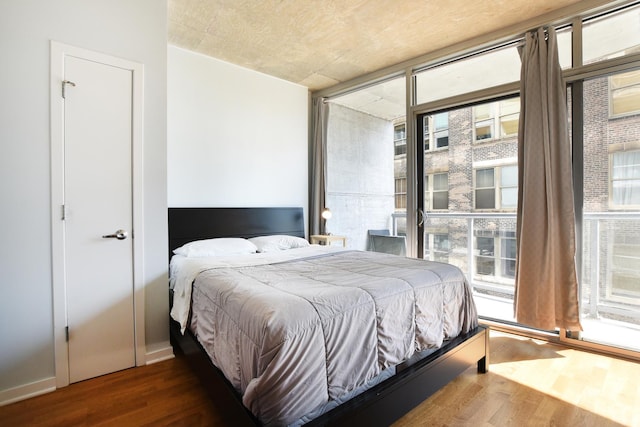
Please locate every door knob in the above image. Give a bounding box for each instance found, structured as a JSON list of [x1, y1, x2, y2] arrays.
[[102, 229, 128, 240]]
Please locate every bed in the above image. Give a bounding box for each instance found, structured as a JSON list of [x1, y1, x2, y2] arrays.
[[168, 207, 488, 426]]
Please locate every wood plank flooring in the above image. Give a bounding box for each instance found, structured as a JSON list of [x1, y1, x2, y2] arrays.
[[1, 331, 639, 426], [0, 354, 222, 426], [394, 331, 640, 427]]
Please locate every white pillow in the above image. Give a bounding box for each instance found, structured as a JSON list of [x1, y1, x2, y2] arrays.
[[173, 238, 258, 257], [248, 235, 309, 253]]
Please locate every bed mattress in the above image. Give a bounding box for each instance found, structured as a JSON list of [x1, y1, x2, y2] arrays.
[[170, 247, 477, 426]]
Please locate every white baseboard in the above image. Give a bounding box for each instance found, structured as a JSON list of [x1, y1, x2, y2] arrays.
[[1, 347, 175, 406], [145, 344, 174, 365], [0, 377, 56, 406]]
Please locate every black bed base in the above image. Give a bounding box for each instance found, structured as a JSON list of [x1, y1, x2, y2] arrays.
[[167, 207, 489, 426], [170, 316, 488, 427]]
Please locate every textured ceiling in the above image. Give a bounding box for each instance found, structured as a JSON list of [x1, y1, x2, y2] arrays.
[[168, 0, 591, 92]]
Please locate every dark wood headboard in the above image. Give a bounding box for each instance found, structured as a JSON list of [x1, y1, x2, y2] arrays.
[[168, 207, 305, 259]]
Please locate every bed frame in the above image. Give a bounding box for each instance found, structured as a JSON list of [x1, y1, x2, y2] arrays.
[[168, 207, 489, 426]]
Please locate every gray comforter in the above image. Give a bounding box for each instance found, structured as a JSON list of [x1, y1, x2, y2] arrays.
[[184, 249, 477, 425]]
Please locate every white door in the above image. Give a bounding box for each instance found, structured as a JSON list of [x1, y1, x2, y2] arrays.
[[63, 55, 135, 383]]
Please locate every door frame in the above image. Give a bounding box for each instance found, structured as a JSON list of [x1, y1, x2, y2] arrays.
[[50, 41, 145, 387]]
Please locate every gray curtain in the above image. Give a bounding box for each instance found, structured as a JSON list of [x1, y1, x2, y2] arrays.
[[310, 97, 328, 236], [514, 27, 582, 331]]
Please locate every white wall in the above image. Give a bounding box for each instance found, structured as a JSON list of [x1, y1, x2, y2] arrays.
[[168, 46, 309, 218], [0, 0, 167, 399]]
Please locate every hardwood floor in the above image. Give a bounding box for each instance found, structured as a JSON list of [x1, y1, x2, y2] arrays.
[[1, 331, 639, 426], [394, 331, 640, 427], [0, 355, 222, 426]]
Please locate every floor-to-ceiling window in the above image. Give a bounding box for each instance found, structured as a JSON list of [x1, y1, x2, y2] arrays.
[[572, 45, 640, 351], [577, 70, 640, 351], [411, 4, 640, 352], [315, 1, 640, 357]]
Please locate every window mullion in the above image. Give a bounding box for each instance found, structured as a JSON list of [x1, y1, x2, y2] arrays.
[[572, 79, 585, 306], [496, 167, 502, 209]]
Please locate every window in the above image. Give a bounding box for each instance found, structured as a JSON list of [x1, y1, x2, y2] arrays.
[[583, 3, 640, 66], [395, 178, 407, 210], [580, 69, 640, 351], [475, 169, 495, 209], [474, 232, 516, 280], [394, 124, 407, 156], [610, 69, 640, 117], [611, 150, 640, 207], [425, 172, 449, 210], [476, 236, 495, 275], [501, 237, 517, 278], [474, 104, 494, 141], [425, 233, 450, 263], [423, 113, 449, 150], [473, 98, 520, 142], [415, 44, 521, 105], [325, 4, 640, 351], [501, 165, 518, 208], [434, 113, 449, 148], [475, 165, 517, 210], [611, 240, 640, 301], [499, 98, 520, 137]]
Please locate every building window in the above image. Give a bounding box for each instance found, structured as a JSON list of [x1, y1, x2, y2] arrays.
[[475, 233, 516, 280], [475, 165, 518, 210], [611, 239, 640, 301], [395, 178, 407, 210], [394, 124, 407, 156], [425, 233, 450, 263], [500, 165, 518, 208], [473, 97, 520, 142], [611, 150, 640, 207], [610, 69, 640, 117], [423, 112, 449, 151], [475, 169, 495, 209], [474, 104, 494, 141], [476, 236, 495, 275], [425, 172, 449, 210], [501, 237, 517, 278]]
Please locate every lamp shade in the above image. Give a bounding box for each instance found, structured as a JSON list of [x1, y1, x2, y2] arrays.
[[321, 208, 332, 220]]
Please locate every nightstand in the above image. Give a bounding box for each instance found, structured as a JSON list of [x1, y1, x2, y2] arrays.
[[310, 234, 347, 247]]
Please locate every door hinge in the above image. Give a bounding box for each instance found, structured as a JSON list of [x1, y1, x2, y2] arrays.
[[62, 80, 76, 99], [65, 326, 69, 342], [61, 204, 66, 220]]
